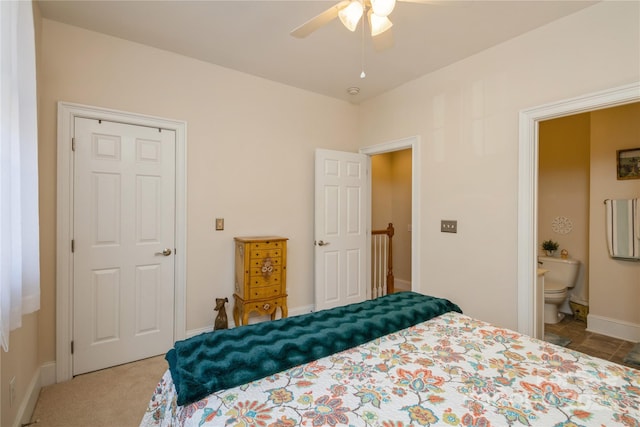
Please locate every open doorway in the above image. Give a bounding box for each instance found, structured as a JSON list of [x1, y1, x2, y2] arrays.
[[538, 103, 640, 346], [517, 82, 639, 339], [371, 149, 412, 292], [361, 136, 421, 295]]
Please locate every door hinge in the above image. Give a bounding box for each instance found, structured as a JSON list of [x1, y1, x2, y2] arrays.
[[71, 341, 74, 354], [71, 137, 76, 151], [71, 239, 75, 253]]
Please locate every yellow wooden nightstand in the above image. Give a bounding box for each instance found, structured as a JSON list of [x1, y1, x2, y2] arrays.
[[233, 236, 288, 326]]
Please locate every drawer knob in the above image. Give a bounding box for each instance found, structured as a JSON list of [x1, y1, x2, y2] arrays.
[[263, 303, 271, 310]]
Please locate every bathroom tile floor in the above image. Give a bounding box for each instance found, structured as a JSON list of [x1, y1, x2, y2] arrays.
[[545, 315, 638, 369]]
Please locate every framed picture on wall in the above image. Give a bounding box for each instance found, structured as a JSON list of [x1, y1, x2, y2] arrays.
[[616, 148, 640, 180]]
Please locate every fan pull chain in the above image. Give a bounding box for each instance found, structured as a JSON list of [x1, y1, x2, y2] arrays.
[[360, 11, 366, 79]]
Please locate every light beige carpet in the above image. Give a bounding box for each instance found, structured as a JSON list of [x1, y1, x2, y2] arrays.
[[30, 355, 168, 427]]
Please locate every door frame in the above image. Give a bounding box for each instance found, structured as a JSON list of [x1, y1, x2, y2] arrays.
[[56, 102, 187, 382], [360, 135, 421, 294], [517, 82, 639, 337]]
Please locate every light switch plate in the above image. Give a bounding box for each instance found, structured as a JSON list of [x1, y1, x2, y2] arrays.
[[215, 218, 224, 231], [441, 220, 457, 233]]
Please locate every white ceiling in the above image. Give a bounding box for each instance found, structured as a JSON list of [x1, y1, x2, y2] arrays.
[[36, 0, 598, 103]]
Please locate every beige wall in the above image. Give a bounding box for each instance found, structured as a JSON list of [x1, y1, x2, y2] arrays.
[[589, 103, 640, 327], [36, 19, 360, 366], [390, 150, 412, 283], [359, 1, 639, 328], [539, 113, 591, 304], [371, 150, 412, 284], [371, 155, 393, 229]]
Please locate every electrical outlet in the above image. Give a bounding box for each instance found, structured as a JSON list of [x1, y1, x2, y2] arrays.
[[215, 218, 224, 231], [9, 376, 16, 407], [441, 220, 458, 233]]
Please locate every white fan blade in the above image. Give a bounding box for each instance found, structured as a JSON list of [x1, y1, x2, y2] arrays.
[[291, 1, 350, 38], [373, 27, 394, 51]]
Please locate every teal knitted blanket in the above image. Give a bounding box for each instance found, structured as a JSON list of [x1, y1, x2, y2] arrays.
[[166, 291, 462, 406]]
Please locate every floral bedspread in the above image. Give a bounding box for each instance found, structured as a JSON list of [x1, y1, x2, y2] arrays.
[[140, 312, 639, 426]]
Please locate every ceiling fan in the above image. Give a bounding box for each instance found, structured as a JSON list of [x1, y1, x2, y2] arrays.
[[290, 0, 427, 50]]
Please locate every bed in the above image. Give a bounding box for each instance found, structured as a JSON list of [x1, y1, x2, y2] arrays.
[[140, 292, 640, 426]]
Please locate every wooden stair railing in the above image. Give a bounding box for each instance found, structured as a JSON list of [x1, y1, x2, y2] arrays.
[[371, 223, 394, 297]]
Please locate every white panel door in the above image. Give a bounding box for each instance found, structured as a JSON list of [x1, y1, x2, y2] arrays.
[[314, 149, 369, 311], [73, 117, 176, 375]]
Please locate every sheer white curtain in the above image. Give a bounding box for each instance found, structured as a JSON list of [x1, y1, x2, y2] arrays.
[[0, 0, 40, 352]]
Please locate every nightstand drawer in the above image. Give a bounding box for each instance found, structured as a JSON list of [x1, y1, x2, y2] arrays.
[[250, 265, 281, 277], [249, 298, 284, 312], [249, 284, 282, 299], [250, 256, 281, 268], [249, 241, 284, 251], [250, 274, 281, 287], [250, 249, 282, 259]]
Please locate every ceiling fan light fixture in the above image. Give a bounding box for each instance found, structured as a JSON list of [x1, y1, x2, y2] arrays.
[[369, 11, 393, 37], [370, 0, 396, 17], [338, 0, 364, 32]]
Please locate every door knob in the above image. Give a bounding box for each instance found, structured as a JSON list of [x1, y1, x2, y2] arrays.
[[155, 248, 172, 256], [317, 240, 330, 246]]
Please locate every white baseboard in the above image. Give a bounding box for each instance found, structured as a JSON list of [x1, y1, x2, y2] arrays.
[[395, 279, 411, 291], [587, 314, 640, 343], [40, 362, 56, 388], [186, 304, 316, 338], [290, 304, 315, 316], [186, 325, 214, 339], [12, 363, 47, 427]]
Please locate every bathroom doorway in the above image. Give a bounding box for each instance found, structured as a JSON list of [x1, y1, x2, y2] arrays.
[[537, 102, 640, 344], [538, 112, 591, 330], [518, 82, 640, 341]]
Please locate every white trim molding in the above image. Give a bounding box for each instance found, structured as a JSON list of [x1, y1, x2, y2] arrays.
[[56, 102, 187, 382], [394, 279, 412, 291], [11, 367, 41, 427], [11, 361, 57, 427], [587, 314, 640, 343], [360, 135, 421, 295], [517, 82, 640, 337]]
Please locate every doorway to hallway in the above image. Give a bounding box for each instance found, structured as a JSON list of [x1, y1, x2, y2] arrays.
[[361, 136, 421, 295], [371, 149, 412, 293]]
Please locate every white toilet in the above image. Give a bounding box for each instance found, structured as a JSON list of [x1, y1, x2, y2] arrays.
[[538, 256, 580, 324]]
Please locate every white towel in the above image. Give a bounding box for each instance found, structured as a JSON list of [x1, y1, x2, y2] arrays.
[[605, 198, 640, 260]]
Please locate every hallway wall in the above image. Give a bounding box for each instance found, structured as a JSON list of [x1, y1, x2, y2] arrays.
[[371, 150, 412, 285]]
